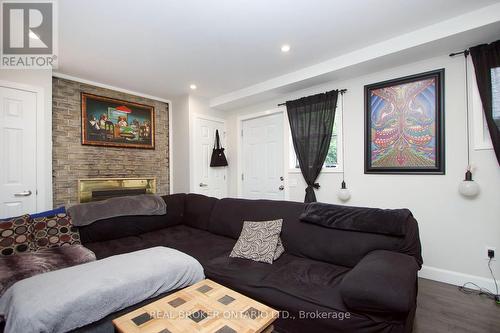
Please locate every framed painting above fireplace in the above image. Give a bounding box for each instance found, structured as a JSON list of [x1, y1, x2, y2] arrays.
[[81, 93, 155, 149], [364, 69, 445, 174]]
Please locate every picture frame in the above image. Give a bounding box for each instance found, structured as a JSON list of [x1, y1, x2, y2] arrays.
[[364, 69, 445, 174], [81, 93, 155, 149]]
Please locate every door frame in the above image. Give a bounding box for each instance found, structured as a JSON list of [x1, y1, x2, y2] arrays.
[[189, 113, 227, 195], [0, 79, 52, 212], [168, 102, 173, 194], [237, 107, 289, 200]]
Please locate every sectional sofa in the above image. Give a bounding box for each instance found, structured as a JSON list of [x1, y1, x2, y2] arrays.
[[76, 193, 423, 333]]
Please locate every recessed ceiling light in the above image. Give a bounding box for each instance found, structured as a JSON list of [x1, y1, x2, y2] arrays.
[[281, 44, 291, 53], [190, 84, 197, 90]]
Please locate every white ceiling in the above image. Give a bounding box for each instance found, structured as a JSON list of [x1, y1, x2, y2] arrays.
[[58, 0, 500, 101]]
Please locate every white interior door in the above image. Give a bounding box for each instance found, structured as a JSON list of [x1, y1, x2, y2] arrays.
[[0, 86, 37, 218], [193, 117, 227, 198], [241, 112, 284, 200]]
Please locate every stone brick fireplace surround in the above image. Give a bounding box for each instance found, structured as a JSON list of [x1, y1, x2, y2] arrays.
[[52, 77, 169, 207]]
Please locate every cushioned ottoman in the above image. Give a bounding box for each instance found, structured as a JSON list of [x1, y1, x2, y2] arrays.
[[0, 247, 204, 333]]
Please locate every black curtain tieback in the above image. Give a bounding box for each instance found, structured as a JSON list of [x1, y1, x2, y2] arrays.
[[307, 183, 320, 190]]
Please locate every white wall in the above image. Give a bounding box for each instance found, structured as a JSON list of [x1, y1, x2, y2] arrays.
[[223, 54, 500, 288], [170, 95, 191, 193], [170, 95, 228, 193], [189, 95, 226, 119], [0, 69, 53, 210]]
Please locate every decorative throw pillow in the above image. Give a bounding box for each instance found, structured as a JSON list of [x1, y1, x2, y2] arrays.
[[0, 215, 34, 256], [274, 237, 285, 260], [230, 219, 284, 264], [32, 213, 81, 250]]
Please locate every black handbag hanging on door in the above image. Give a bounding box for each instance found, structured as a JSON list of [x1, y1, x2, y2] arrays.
[[210, 130, 228, 167]]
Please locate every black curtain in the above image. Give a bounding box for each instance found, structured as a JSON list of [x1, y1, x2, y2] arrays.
[[470, 40, 500, 166], [286, 90, 339, 203]]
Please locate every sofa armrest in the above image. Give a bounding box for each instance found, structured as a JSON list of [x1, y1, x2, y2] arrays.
[[339, 250, 419, 314]]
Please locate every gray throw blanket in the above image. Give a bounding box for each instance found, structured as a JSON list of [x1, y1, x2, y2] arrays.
[[68, 194, 166, 226], [0, 247, 204, 333], [0, 245, 95, 297]]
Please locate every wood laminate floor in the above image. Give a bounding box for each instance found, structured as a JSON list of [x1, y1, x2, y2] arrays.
[[414, 278, 500, 333]]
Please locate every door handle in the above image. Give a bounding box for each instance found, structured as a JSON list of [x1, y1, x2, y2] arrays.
[[14, 190, 32, 197], [279, 185, 284, 191], [199, 183, 208, 187]]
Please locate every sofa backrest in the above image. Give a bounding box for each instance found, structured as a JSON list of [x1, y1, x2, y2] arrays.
[[182, 193, 218, 230], [207, 197, 303, 239], [79, 193, 186, 244], [206, 197, 422, 268], [80, 193, 422, 269]]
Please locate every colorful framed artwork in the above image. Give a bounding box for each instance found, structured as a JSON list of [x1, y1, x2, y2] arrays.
[[365, 69, 445, 174], [81, 93, 155, 149]]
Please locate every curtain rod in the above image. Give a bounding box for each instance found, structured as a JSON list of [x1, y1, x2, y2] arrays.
[[449, 49, 470, 57], [277, 88, 347, 107]]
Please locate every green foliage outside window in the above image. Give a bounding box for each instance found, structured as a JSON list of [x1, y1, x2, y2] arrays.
[[324, 134, 337, 167]]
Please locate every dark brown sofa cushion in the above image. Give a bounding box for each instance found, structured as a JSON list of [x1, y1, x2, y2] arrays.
[[284, 217, 423, 268], [183, 193, 218, 230], [79, 194, 185, 244], [300, 202, 411, 236], [340, 250, 420, 313], [84, 225, 235, 266], [204, 253, 407, 333], [208, 198, 304, 239]]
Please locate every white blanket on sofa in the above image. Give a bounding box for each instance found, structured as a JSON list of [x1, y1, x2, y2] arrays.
[[0, 247, 205, 333]]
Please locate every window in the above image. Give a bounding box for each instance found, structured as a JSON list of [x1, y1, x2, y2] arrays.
[[491, 67, 500, 129], [470, 57, 494, 150], [289, 102, 342, 171], [324, 119, 339, 168]]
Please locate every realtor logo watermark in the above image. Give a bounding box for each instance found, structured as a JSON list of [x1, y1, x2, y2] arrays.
[[1, 1, 57, 68]]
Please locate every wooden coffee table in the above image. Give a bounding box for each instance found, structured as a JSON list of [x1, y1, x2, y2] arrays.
[[113, 279, 279, 333]]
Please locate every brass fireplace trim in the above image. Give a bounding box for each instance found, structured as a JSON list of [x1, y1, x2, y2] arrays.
[[78, 177, 157, 203]]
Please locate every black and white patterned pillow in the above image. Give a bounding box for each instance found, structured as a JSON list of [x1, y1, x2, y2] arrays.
[[230, 219, 285, 264], [274, 237, 285, 260]]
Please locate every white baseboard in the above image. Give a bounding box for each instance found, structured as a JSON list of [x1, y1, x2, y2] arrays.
[[419, 265, 499, 293]]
